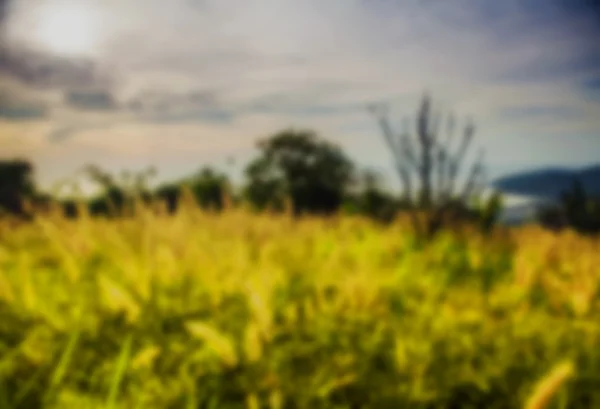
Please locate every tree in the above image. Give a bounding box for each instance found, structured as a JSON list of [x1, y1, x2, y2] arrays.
[[537, 178, 600, 235], [243, 156, 287, 212], [85, 165, 156, 217], [368, 94, 495, 239], [187, 167, 230, 211], [84, 165, 126, 216], [154, 183, 180, 214], [243, 129, 355, 215], [155, 166, 230, 214], [343, 169, 402, 223], [0, 159, 36, 217]]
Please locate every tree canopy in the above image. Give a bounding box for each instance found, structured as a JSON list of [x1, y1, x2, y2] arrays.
[[0, 159, 36, 216], [243, 129, 355, 215]]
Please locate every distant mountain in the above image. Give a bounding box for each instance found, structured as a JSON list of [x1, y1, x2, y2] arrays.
[[492, 164, 600, 200]]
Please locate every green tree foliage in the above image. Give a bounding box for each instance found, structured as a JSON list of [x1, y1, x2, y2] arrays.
[[477, 191, 504, 234], [84, 165, 156, 217], [155, 166, 230, 213], [369, 94, 502, 239], [243, 155, 287, 212], [537, 179, 600, 235], [343, 169, 404, 223], [154, 183, 180, 214], [0, 159, 36, 217], [85, 165, 127, 217], [243, 129, 355, 215], [187, 167, 230, 211]]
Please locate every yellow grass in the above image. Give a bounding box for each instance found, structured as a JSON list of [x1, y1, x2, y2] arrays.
[[0, 204, 598, 408]]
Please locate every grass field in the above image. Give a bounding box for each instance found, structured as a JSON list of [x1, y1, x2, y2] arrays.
[[0, 203, 599, 408]]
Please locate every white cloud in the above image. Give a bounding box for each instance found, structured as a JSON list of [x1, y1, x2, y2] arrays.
[[2, 0, 600, 187]]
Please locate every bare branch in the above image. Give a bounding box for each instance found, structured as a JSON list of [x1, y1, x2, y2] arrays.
[[429, 108, 443, 202], [399, 133, 419, 170], [461, 148, 485, 203], [446, 120, 475, 198], [368, 95, 488, 240], [416, 95, 434, 208], [369, 103, 414, 202], [429, 108, 442, 149], [395, 162, 413, 202], [435, 145, 444, 199], [368, 103, 403, 161], [440, 112, 456, 198], [416, 94, 432, 143]]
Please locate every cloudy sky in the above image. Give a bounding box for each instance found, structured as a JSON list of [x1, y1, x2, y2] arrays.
[[1, 0, 599, 191]]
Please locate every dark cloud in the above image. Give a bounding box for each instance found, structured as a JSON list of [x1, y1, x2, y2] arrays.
[[244, 93, 292, 112], [0, 89, 47, 120], [0, 0, 116, 120], [48, 88, 233, 144], [0, 46, 113, 89], [48, 122, 115, 143], [139, 108, 234, 124], [187, 90, 219, 106], [125, 85, 368, 125], [241, 89, 368, 118], [125, 88, 234, 123], [65, 89, 118, 111], [0, 0, 6, 25], [0, 104, 46, 120], [127, 89, 220, 113], [245, 98, 366, 117]]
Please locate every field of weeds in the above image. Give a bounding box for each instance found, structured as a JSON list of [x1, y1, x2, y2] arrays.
[[0, 204, 599, 408]]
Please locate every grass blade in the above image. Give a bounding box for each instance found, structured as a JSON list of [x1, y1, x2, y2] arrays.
[[39, 330, 80, 407], [524, 360, 575, 409], [50, 331, 80, 389], [106, 333, 134, 409]]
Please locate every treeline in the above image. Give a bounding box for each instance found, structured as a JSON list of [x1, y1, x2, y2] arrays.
[[0, 130, 406, 224], [1, 94, 598, 238], [536, 179, 600, 235], [0, 95, 503, 243]]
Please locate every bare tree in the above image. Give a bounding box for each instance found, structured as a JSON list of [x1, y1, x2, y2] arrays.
[[368, 93, 488, 239]]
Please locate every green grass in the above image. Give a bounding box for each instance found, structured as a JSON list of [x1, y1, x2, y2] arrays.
[[0, 205, 599, 408]]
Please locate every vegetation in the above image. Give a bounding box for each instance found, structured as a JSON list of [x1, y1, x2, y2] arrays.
[[0, 94, 598, 408], [537, 179, 600, 235], [0, 160, 37, 218], [369, 95, 502, 239], [0, 203, 598, 408], [155, 167, 232, 214], [342, 170, 403, 224], [1, 95, 505, 233], [243, 129, 355, 216], [0, 128, 402, 225]]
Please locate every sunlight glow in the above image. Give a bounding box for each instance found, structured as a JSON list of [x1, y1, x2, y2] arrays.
[[32, 2, 101, 57]]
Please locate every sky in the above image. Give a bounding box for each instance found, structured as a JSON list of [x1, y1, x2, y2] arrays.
[[1, 0, 599, 193]]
